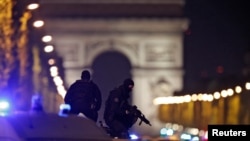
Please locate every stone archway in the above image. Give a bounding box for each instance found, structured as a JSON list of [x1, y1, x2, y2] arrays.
[[91, 51, 132, 123], [46, 18, 188, 136]]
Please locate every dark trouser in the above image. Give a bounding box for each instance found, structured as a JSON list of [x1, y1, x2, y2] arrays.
[[83, 110, 98, 122], [105, 119, 130, 139], [70, 108, 98, 123]]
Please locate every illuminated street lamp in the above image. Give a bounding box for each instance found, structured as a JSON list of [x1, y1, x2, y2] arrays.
[[42, 35, 52, 42], [27, 3, 39, 10], [44, 45, 54, 53], [33, 20, 44, 28]]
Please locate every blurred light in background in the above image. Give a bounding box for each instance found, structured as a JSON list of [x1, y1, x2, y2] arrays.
[[245, 82, 250, 90], [235, 86, 242, 93], [191, 136, 200, 141], [44, 45, 54, 53], [130, 134, 139, 140], [180, 133, 191, 140], [42, 35, 52, 42], [58, 104, 71, 117], [27, 3, 39, 10], [0, 100, 10, 116], [33, 20, 44, 28], [48, 59, 56, 65]]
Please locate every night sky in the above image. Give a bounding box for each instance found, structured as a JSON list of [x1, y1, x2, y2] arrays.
[[183, 0, 250, 91]]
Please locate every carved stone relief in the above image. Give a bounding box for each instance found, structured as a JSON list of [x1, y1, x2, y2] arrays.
[[57, 43, 80, 62]]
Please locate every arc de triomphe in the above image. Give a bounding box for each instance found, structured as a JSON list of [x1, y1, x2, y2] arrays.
[[41, 0, 189, 136]]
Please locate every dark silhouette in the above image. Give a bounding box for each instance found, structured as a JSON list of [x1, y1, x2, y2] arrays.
[[103, 78, 136, 139], [64, 70, 102, 123]]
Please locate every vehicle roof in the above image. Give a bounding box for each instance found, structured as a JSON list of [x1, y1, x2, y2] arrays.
[[0, 112, 112, 141]]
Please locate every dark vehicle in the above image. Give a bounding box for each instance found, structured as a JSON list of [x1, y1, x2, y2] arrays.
[[0, 111, 113, 141]]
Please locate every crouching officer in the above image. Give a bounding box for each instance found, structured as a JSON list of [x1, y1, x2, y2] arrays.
[[103, 78, 137, 139]]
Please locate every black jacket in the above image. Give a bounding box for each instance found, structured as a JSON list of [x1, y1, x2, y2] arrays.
[[104, 85, 136, 128], [64, 80, 102, 112]]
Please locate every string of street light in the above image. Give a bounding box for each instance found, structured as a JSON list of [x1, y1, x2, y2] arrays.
[[27, 1, 67, 99], [153, 82, 250, 105]]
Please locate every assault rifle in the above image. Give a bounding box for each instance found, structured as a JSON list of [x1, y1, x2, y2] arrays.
[[129, 105, 152, 126], [99, 105, 151, 138]]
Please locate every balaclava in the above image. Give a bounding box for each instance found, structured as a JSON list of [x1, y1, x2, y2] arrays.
[[123, 78, 134, 93]]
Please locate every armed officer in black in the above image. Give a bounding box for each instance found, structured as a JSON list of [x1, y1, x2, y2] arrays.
[[104, 78, 137, 139], [64, 70, 102, 123]]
